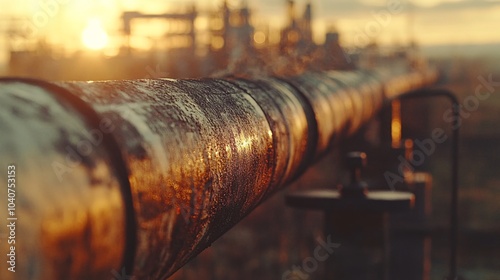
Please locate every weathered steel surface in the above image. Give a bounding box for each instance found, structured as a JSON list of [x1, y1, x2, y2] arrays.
[[0, 80, 127, 280], [0, 66, 437, 279]]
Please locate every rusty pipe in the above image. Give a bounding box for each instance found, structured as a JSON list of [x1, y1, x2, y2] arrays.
[[0, 66, 437, 280]]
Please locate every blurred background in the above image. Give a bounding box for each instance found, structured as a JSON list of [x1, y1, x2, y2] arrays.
[[2, 0, 499, 80], [1, 0, 499, 279]]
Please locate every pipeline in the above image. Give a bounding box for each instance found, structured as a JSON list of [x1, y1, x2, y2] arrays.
[[0, 65, 437, 280]]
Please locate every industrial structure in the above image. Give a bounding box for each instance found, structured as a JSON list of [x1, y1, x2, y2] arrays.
[[0, 61, 442, 279], [4, 0, 363, 80], [0, 1, 471, 280]]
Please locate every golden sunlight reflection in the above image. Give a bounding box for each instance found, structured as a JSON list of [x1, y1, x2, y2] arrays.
[[236, 136, 255, 152], [391, 99, 402, 148], [81, 18, 109, 50]]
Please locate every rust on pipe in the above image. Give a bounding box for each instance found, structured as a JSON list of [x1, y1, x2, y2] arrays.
[[0, 66, 437, 280]]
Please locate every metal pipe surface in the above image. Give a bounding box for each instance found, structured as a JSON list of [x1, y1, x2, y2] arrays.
[[0, 66, 437, 279]]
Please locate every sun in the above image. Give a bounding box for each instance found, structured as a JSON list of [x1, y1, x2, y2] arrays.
[[81, 18, 109, 50]]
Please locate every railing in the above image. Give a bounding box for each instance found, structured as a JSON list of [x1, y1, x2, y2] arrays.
[[0, 65, 437, 280]]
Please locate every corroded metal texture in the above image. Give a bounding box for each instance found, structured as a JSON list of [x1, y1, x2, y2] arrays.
[[0, 80, 129, 280], [0, 66, 437, 280]]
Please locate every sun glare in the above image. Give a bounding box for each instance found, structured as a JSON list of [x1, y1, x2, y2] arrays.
[[81, 19, 109, 50]]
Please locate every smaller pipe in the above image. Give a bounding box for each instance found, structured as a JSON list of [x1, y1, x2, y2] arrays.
[[398, 88, 460, 280]]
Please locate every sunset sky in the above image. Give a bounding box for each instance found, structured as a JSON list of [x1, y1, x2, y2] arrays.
[[0, 0, 499, 67]]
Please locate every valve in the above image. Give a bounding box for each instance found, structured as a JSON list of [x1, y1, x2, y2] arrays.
[[340, 151, 368, 198]]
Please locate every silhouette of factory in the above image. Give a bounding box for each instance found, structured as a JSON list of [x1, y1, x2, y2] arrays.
[[6, 1, 358, 80]]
